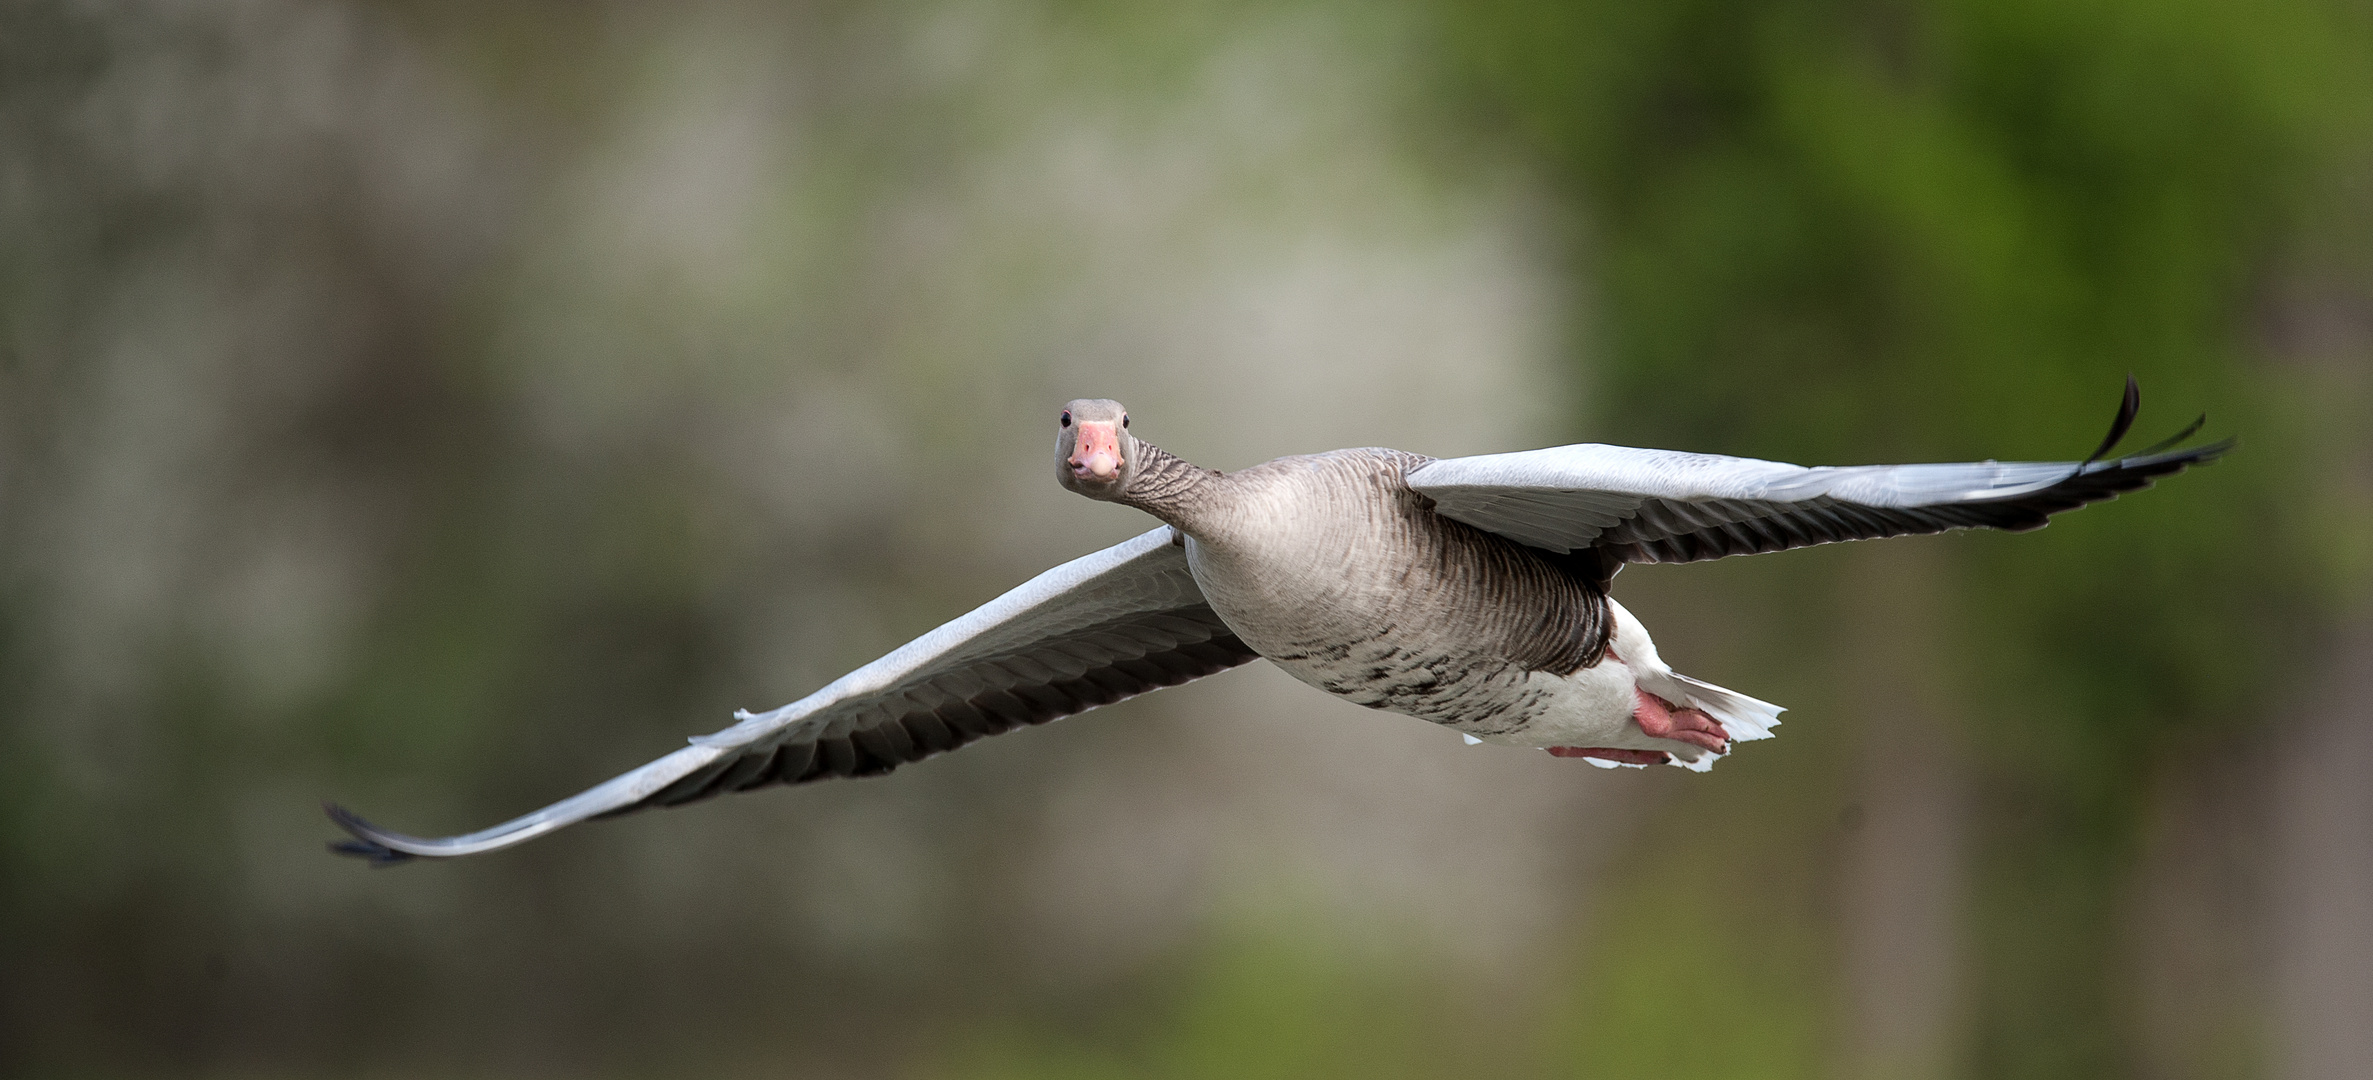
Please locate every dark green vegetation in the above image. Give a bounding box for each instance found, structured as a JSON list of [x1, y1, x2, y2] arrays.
[[2, 1, 2367, 1078], [1446, 2, 2370, 1075]]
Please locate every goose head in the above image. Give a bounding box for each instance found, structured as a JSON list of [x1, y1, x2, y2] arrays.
[[1055, 398, 1134, 500]]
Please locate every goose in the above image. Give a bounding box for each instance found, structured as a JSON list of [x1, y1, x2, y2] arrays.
[[329, 379, 2225, 863]]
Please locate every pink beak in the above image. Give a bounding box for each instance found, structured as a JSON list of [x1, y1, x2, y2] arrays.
[[1069, 421, 1122, 480]]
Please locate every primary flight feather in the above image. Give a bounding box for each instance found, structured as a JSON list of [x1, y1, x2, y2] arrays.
[[329, 379, 2225, 863]]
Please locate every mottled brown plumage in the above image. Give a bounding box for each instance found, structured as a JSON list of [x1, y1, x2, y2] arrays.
[[1067, 441, 1619, 740]]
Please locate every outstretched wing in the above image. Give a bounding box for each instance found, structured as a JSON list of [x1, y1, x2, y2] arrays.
[[1407, 380, 2229, 564], [329, 526, 1257, 863]]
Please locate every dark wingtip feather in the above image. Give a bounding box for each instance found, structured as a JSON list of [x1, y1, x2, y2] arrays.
[[2084, 375, 2143, 465], [2125, 413, 2209, 461], [324, 802, 416, 866], [2170, 434, 2237, 465]]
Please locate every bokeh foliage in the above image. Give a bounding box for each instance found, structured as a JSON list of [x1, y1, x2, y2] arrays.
[[3, 1, 2368, 1078], [927, 0, 2373, 1074], [1442, 0, 2371, 1076]]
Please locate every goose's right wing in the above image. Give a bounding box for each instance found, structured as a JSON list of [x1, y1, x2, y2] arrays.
[[1409, 380, 2229, 563], [329, 526, 1256, 863]]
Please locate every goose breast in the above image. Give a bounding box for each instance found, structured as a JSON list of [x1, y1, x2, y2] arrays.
[[1180, 448, 1613, 737]]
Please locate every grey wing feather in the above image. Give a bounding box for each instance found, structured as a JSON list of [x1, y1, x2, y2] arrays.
[[328, 527, 1258, 863], [1408, 399, 2228, 563]]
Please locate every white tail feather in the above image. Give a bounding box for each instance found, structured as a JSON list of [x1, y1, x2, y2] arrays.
[[1604, 598, 1787, 772], [1670, 672, 1786, 743]]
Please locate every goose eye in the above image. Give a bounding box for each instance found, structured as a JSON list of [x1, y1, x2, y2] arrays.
[[1121, 415, 1130, 429], [1060, 411, 1071, 427]]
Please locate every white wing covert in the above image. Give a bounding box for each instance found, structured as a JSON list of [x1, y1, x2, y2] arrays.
[[330, 527, 1256, 862], [1408, 382, 2228, 563]]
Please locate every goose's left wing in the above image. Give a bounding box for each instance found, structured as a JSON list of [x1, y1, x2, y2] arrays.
[[1407, 380, 2229, 564], [329, 526, 1256, 863]]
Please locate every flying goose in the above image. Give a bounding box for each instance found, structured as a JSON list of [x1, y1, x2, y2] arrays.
[[329, 379, 2225, 862]]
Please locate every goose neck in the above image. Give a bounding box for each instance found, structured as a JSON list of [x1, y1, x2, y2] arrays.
[[1119, 442, 1223, 531]]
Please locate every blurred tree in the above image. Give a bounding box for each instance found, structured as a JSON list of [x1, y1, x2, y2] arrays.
[[5, 0, 2368, 1077], [1444, 0, 2370, 1076]]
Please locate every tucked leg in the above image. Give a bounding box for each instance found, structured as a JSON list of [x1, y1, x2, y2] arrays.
[[1548, 691, 1730, 765], [1631, 688, 1728, 753]]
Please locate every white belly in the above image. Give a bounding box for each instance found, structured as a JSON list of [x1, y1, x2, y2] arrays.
[[1475, 600, 1787, 770], [1474, 662, 1645, 749]]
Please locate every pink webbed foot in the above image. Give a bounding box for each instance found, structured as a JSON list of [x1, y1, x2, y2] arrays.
[[1630, 688, 1729, 753], [1546, 690, 1731, 766]]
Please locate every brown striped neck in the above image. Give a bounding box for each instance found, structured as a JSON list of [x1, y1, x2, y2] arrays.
[[1113, 440, 1223, 532]]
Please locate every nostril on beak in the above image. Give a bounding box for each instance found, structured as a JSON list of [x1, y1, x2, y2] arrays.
[[1068, 422, 1122, 480]]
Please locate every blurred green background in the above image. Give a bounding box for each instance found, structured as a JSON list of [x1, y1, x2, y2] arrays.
[[3, 1, 2369, 1078]]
